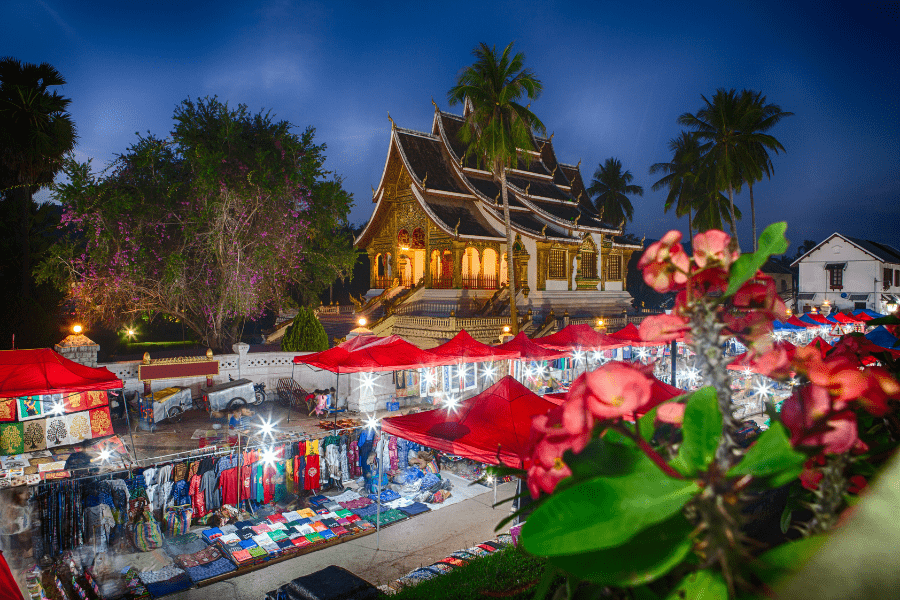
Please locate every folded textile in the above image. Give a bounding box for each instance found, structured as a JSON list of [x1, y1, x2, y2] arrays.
[[385, 497, 414, 509], [164, 533, 208, 557], [319, 529, 336, 540], [368, 489, 400, 503], [220, 524, 238, 534], [339, 497, 373, 510], [276, 539, 294, 550], [337, 517, 351, 525], [294, 517, 312, 526], [252, 533, 273, 546], [305, 533, 323, 543], [218, 533, 240, 544], [231, 549, 252, 563], [398, 502, 431, 517], [238, 539, 257, 549], [310, 521, 328, 532], [334, 508, 353, 518], [138, 565, 187, 585], [297, 508, 316, 518], [282, 511, 301, 521], [236, 528, 255, 540], [295, 524, 315, 535], [328, 489, 362, 502], [331, 526, 349, 536], [251, 524, 271, 534], [143, 571, 192, 598], [307, 494, 329, 506], [248, 546, 267, 558], [346, 514, 361, 523], [201, 527, 223, 542], [323, 502, 342, 512], [268, 513, 287, 523], [292, 536, 311, 548], [357, 520, 374, 530], [268, 522, 287, 531], [176, 546, 222, 569], [321, 518, 340, 528], [351, 504, 381, 518], [269, 530, 288, 541], [185, 557, 236, 583]]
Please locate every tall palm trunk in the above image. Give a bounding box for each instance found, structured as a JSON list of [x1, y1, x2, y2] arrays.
[[748, 181, 757, 252], [13, 186, 32, 299], [726, 183, 738, 246], [499, 165, 519, 333]]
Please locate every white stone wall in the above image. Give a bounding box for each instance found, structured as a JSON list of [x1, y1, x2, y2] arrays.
[[99, 351, 354, 407]]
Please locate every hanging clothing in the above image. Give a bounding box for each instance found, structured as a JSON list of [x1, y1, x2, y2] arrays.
[[189, 474, 205, 518]]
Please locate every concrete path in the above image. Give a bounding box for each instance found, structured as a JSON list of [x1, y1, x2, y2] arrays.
[[177, 480, 517, 600]]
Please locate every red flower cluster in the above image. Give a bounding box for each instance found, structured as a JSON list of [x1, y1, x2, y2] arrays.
[[525, 362, 662, 497]]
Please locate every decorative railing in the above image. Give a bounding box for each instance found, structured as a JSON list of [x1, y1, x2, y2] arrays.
[[460, 274, 498, 290], [431, 275, 454, 289]]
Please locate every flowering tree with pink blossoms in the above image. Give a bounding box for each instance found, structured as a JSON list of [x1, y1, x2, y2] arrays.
[[511, 223, 900, 599], [40, 97, 355, 351]]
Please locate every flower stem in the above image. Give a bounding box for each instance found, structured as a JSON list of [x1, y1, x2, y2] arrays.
[[612, 423, 684, 479]]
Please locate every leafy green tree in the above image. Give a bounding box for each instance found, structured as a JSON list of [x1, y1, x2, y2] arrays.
[[650, 132, 702, 245], [41, 97, 355, 351], [679, 89, 784, 247], [448, 42, 545, 334], [0, 57, 77, 299], [280, 306, 328, 352], [588, 157, 643, 229], [738, 90, 793, 250]]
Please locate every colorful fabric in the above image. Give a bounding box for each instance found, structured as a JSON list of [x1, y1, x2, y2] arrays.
[[176, 545, 222, 568], [89, 406, 114, 438], [331, 526, 349, 536], [134, 515, 164, 551], [0, 422, 24, 455], [21, 418, 47, 451], [17, 395, 47, 420], [231, 549, 252, 563], [0, 398, 16, 422], [248, 546, 267, 558], [201, 528, 223, 543], [65, 411, 92, 444], [165, 505, 193, 537]]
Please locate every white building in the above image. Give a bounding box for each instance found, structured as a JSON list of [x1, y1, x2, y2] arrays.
[[792, 233, 900, 314]]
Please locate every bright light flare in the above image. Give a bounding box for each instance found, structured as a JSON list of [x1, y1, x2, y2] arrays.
[[635, 347, 650, 361], [358, 317, 367, 327], [753, 378, 773, 398], [261, 446, 278, 467], [481, 364, 497, 380], [256, 416, 279, 440], [50, 401, 65, 416], [365, 414, 380, 431], [572, 350, 585, 363], [444, 395, 460, 414], [73, 324, 83, 334], [98, 448, 112, 463]]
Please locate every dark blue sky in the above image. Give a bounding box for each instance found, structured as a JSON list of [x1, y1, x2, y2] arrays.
[[5, 0, 898, 253]]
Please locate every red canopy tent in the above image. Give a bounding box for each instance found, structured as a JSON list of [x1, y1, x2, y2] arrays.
[[381, 376, 556, 467], [495, 332, 569, 361], [786, 315, 817, 328], [0, 348, 122, 397], [536, 324, 626, 352], [292, 335, 450, 372], [0, 550, 21, 600], [832, 312, 862, 324], [727, 341, 797, 373], [853, 312, 874, 322], [805, 313, 833, 325], [608, 322, 668, 347], [807, 336, 833, 359], [429, 330, 518, 363]]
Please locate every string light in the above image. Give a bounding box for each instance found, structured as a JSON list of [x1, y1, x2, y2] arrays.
[[424, 370, 437, 386], [444, 395, 459, 414], [635, 347, 650, 361], [572, 350, 585, 363], [481, 364, 496, 381], [753, 378, 773, 398], [50, 401, 65, 416]]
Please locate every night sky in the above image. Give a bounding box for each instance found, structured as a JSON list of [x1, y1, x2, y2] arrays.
[[5, 0, 899, 253]]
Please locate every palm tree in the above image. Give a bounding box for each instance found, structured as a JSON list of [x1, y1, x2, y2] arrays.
[[0, 57, 77, 298], [448, 42, 545, 334], [678, 89, 768, 246], [650, 132, 702, 245], [693, 189, 741, 234], [738, 90, 792, 250], [588, 158, 643, 229]]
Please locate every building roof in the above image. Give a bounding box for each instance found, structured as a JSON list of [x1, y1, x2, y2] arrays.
[[356, 103, 629, 248], [791, 233, 900, 266], [762, 258, 794, 275]]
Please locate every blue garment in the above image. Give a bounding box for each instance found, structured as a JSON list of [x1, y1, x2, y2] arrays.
[[172, 480, 190, 506]]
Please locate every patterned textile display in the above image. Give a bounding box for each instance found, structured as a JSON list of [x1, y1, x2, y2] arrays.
[[175, 545, 222, 569], [133, 510, 164, 551], [64, 390, 107, 413], [0, 422, 24, 455], [165, 505, 193, 537], [89, 406, 114, 438], [0, 397, 17, 421], [44, 415, 71, 448], [17, 395, 49, 420], [164, 532, 208, 556], [21, 418, 47, 451], [65, 411, 91, 444]]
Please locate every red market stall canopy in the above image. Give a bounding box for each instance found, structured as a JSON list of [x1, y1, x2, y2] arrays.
[[785, 316, 817, 329], [293, 335, 449, 373], [608, 322, 671, 346], [807, 337, 833, 359], [381, 376, 556, 467], [496, 332, 570, 361], [429, 330, 518, 363], [536, 324, 626, 352], [0, 348, 122, 397], [728, 341, 797, 373], [832, 312, 862, 324]]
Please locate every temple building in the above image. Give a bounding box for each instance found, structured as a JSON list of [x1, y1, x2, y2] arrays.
[[353, 100, 642, 346]]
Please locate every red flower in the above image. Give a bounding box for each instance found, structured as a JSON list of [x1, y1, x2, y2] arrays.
[[639, 314, 691, 344], [847, 474, 867, 494], [782, 385, 863, 454], [656, 402, 686, 426], [692, 230, 739, 269], [572, 362, 654, 420], [638, 231, 690, 293], [751, 343, 797, 379], [800, 456, 826, 491], [525, 398, 594, 498]]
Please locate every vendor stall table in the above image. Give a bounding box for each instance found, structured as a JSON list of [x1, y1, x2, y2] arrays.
[[200, 379, 256, 412]]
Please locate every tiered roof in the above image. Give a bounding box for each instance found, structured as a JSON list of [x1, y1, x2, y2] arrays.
[[356, 103, 634, 248]]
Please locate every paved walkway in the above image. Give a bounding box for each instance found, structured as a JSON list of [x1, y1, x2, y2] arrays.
[[178, 480, 517, 599]]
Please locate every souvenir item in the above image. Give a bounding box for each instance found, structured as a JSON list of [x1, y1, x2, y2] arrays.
[[0, 422, 24, 455], [0, 398, 16, 422]]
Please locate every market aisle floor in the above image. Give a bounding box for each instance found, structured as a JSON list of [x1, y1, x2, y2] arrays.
[[177, 480, 517, 599]]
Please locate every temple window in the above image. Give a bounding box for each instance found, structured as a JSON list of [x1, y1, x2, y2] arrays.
[[397, 229, 410, 248], [608, 254, 622, 280], [548, 249, 566, 280], [580, 249, 597, 279], [411, 228, 425, 249]]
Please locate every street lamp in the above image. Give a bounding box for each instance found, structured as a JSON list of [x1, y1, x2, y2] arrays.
[[358, 317, 367, 327], [73, 324, 83, 334]]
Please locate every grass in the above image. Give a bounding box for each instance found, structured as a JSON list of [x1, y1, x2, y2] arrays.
[[386, 546, 553, 600]]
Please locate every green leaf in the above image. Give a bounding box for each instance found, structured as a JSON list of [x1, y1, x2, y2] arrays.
[[727, 422, 806, 487], [675, 387, 722, 476], [724, 221, 789, 297], [521, 454, 699, 556], [548, 515, 694, 587], [664, 569, 728, 600], [564, 437, 642, 482], [750, 535, 827, 585], [866, 314, 900, 326]]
